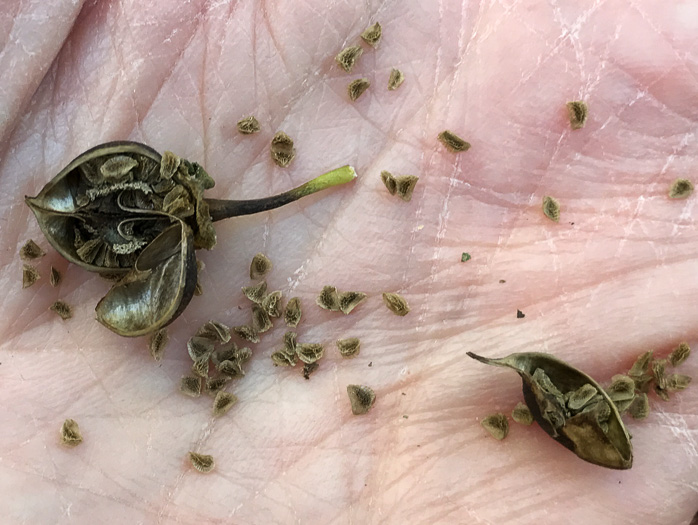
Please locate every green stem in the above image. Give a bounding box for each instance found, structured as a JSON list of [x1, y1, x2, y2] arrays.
[[206, 165, 356, 222]]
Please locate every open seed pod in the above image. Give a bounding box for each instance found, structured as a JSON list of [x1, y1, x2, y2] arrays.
[[467, 351, 633, 470]]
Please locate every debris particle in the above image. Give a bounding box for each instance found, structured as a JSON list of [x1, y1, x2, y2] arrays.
[[188, 452, 215, 473], [382, 292, 410, 316], [394, 175, 419, 202], [461, 252, 471, 262], [49, 266, 61, 287], [669, 179, 694, 199], [297, 343, 325, 364], [627, 393, 649, 420], [567, 100, 588, 130], [262, 290, 283, 318], [499, 280, 506, 283], [180, 376, 202, 397], [388, 68, 404, 91], [284, 297, 302, 327], [317, 285, 340, 311], [242, 281, 267, 304], [516, 310, 525, 318], [348, 78, 370, 101], [337, 337, 361, 358], [60, 419, 83, 447], [361, 22, 382, 47], [339, 291, 367, 315], [233, 325, 260, 343], [669, 343, 691, 367], [481, 413, 509, 440], [212, 391, 238, 417], [438, 130, 471, 153], [335, 45, 363, 72], [237, 116, 261, 135], [188, 336, 214, 361], [270, 131, 296, 167], [303, 362, 319, 379], [206, 376, 230, 395], [511, 402, 533, 425], [50, 300, 73, 320], [250, 253, 272, 279], [542, 196, 560, 222], [22, 264, 40, 288], [149, 328, 169, 361], [20, 240, 44, 261], [368, 362, 373, 367], [194, 281, 203, 296], [381, 171, 397, 195], [347, 384, 376, 415]]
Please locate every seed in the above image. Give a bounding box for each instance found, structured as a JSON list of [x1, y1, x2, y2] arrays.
[[237, 116, 261, 135], [22, 264, 40, 288], [336, 337, 361, 358], [654, 384, 670, 401], [196, 320, 231, 343], [250, 253, 272, 279], [270, 131, 296, 168], [667, 374, 692, 391], [252, 305, 273, 333], [338, 291, 367, 314], [49, 266, 61, 287], [271, 350, 297, 367], [192, 355, 210, 378], [20, 239, 44, 261], [382, 292, 410, 316], [627, 393, 649, 420], [567, 383, 599, 411], [194, 282, 203, 296], [211, 342, 238, 366], [461, 253, 471, 262], [302, 362, 319, 379], [542, 196, 560, 222], [235, 347, 252, 363], [629, 350, 653, 377], [50, 300, 72, 320], [217, 359, 245, 378], [317, 286, 340, 311], [212, 391, 238, 417], [387, 68, 404, 91], [160, 150, 181, 180], [480, 413, 509, 440], [607, 375, 636, 402], [233, 325, 260, 343], [511, 402, 533, 425], [283, 331, 298, 354], [242, 281, 267, 304], [669, 179, 694, 199], [284, 297, 302, 327], [100, 155, 138, 180], [262, 290, 283, 318], [394, 175, 419, 202], [148, 328, 169, 361], [188, 452, 215, 473], [380, 171, 397, 195], [206, 376, 230, 395], [347, 384, 376, 415], [566, 100, 588, 130], [297, 343, 324, 364], [348, 78, 370, 101], [360, 22, 382, 48], [335, 45, 363, 73], [438, 130, 471, 153], [669, 342, 690, 367], [180, 376, 202, 397], [516, 309, 525, 318], [652, 359, 668, 390], [60, 418, 83, 447], [188, 336, 214, 361]]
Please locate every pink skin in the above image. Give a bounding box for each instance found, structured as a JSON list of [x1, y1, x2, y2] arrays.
[[2, 0, 697, 523]]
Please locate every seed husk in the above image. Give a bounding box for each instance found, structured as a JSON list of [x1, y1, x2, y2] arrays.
[[382, 292, 410, 316], [270, 131, 296, 168], [233, 325, 260, 343], [60, 418, 83, 447], [669, 179, 694, 199], [380, 171, 397, 195], [49, 266, 61, 287], [148, 328, 169, 361], [438, 130, 471, 153], [20, 239, 45, 261], [180, 376, 202, 397], [303, 362, 319, 379], [461, 253, 471, 262], [250, 253, 272, 279], [217, 359, 245, 378], [317, 285, 340, 311], [481, 413, 509, 440], [669, 343, 691, 367], [188, 336, 214, 361], [348, 78, 370, 101], [22, 264, 40, 288], [542, 196, 560, 222], [511, 402, 533, 425], [395, 175, 419, 202], [262, 290, 283, 318], [206, 376, 230, 395], [188, 452, 215, 473], [387, 68, 404, 91], [192, 355, 210, 378], [237, 116, 261, 135], [347, 384, 376, 415], [361, 22, 382, 47], [297, 343, 324, 364], [242, 281, 267, 304], [667, 374, 692, 391], [566, 100, 588, 130], [252, 305, 273, 333], [284, 297, 302, 327], [338, 291, 367, 314], [50, 300, 72, 320], [627, 393, 649, 420], [337, 337, 361, 358], [212, 391, 238, 417], [335, 45, 363, 73]]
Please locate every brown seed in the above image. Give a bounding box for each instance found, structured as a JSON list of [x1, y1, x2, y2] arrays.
[[283, 331, 298, 354], [511, 402, 533, 425], [211, 342, 238, 366], [387, 68, 405, 91], [438, 130, 471, 153], [192, 355, 210, 378], [233, 325, 260, 343], [206, 376, 230, 395], [235, 347, 252, 363], [481, 413, 509, 440], [250, 253, 273, 279], [100, 155, 138, 180], [335, 45, 363, 73], [49, 266, 61, 287], [382, 292, 410, 316], [629, 350, 653, 377], [148, 328, 169, 361], [242, 281, 267, 304], [297, 343, 324, 364], [217, 359, 245, 378], [196, 320, 232, 343], [212, 391, 238, 417], [627, 393, 649, 420], [270, 131, 296, 168], [347, 384, 376, 415], [394, 175, 419, 202], [669, 342, 691, 367], [284, 297, 302, 327], [237, 116, 261, 135], [160, 150, 181, 180], [360, 22, 382, 48], [302, 362, 319, 380], [348, 78, 370, 101], [337, 338, 361, 358], [338, 291, 367, 315], [667, 374, 692, 391], [50, 300, 72, 320], [607, 375, 636, 402], [20, 239, 45, 261], [380, 171, 397, 195], [188, 336, 214, 361], [22, 264, 40, 288], [180, 376, 202, 397], [669, 179, 694, 199], [567, 100, 588, 130], [60, 418, 83, 447], [188, 452, 215, 473], [567, 383, 599, 411], [262, 290, 283, 318], [252, 305, 273, 333], [652, 359, 668, 390], [316, 285, 340, 311], [271, 351, 297, 367], [542, 195, 561, 222]]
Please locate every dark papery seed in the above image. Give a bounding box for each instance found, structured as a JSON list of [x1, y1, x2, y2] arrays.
[[217, 359, 245, 378], [50, 300, 72, 320], [382, 292, 410, 316], [394, 175, 419, 202], [188, 452, 215, 473], [252, 305, 273, 333], [667, 374, 692, 391], [348, 78, 370, 101], [188, 336, 214, 361], [206, 376, 230, 395], [49, 266, 61, 287], [669, 342, 691, 367], [250, 253, 272, 279], [22, 264, 40, 288], [481, 413, 509, 440], [233, 325, 260, 343], [60, 418, 83, 447], [347, 384, 376, 415], [284, 297, 302, 327], [283, 331, 298, 353], [627, 393, 649, 420], [338, 291, 367, 314], [192, 355, 210, 378], [380, 171, 397, 195], [567, 100, 588, 130], [196, 320, 231, 343], [388, 68, 405, 91], [297, 343, 324, 364], [337, 337, 361, 358], [180, 376, 202, 397], [270, 131, 296, 168], [316, 285, 340, 311], [653, 359, 668, 390], [212, 342, 238, 366], [262, 290, 283, 318], [542, 196, 560, 222], [438, 130, 471, 153], [237, 116, 261, 135], [160, 150, 180, 179], [149, 328, 169, 361], [242, 281, 267, 304], [271, 351, 297, 367], [669, 179, 694, 199], [511, 402, 533, 425], [212, 391, 238, 417], [335, 45, 363, 72], [303, 362, 319, 379], [360, 22, 382, 47], [20, 239, 45, 261]]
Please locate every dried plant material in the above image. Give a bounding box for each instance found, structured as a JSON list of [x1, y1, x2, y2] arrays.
[[348, 78, 370, 101], [303, 362, 319, 379], [339, 291, 367, 314], [669, 179, 694, 199], [271, 350, 297, 366], [194, 281, 203, 296], [206, 376, 230, 395], [395, 175, 419, 202], [217, 359, 245, 378], [347, 384, 376, 415], [159, 150, 180, 179], [50, 300, 72, 320], [192, 355, 210, 378], [652, 359, 668, 391], [361, 22, 382, 47], [100, 155, 138, 179], [335, 45, 363, 72], [284, 297, 302, 327], [20, 239, 45, 261], [337, 337, 361, 358], [250, 253, 272, 279], [211, 342, 238, 366], [270, 131, 296, 167], [233, 325, 260, 343], [149, 328, 169, 361], [628, 350, 654, 392], [242, 281, 267, 304], [542, 196, 560, 222], [461, 253, 471, 262], [669, 343, 691, 367], [188, 452, 215, 473], [188, 336, 214, 361], [262, 290, 283, 318], [467, 351, 633, 469], [655, 385, 670, 401], [212, 391, 238, 417], [180, 376, 202, 397], [235, 346, 252, 363], [567, 100, 588, 130], [252, 305, 273, 333], [317, 285, 340, 311], [60, 418, 83, 447], [237, 116, 261, 135], [607, 375, 636, 402], [511, 402, 533, 425], [382, 292, 410, 316], [667, 374, 692, 391], [566, 383, 599, 411], [196, 320, 231, 343], [438, 130, 471, 153], [297, 343, 324, 364], [49, 266, 61, 287], [22, 264, 40, 288], [388, 68, 404, 91], [628, 393, 649, 420], [381, 171, 397, 195], [481, 413, 509, 440], [283, 331, 298, 354]]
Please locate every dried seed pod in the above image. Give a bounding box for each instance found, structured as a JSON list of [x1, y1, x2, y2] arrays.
[[669, 179, 694, 199], [242, 281, 267, 304], [361, 22, 382, 47], [347, 384, 376, 415], [297, 343, 324, 364], [302, 362, 319, 379], [188, 336, 214, 361], [566, 100, 588, 130], [438, 130, 471, 153], [467, 351, 633, 470], [335, 45, 363, 72], [542, 196, 561, 222], [627, 393, 649, 420], [180, 376, 202, 397], [270, 132, 296, 167], [22, 264, 40, 288], [237, 116, 261, 135], [382, 292, 410, 316], [348, 78, 370, 101], [511, 402, 533, 425], [50, 300, 73, 320], [251, 305, 273, 333], [212, 391, 238, 417], [233, 325, 260, 343], [206, 376, 230, 396], [481, 413, 509, 440], [336, 337, 361, 358], [669, 343, 690, 367], [192, 355, 210, 378], [394, 175, 419, 202], [388, 68, 404, 91], [60, 418, 83, 447], [262, 290, 283, 318], [380, 171, 397, 195], [196, 320, 231, 343], [250, 253, 272, 279], [338, 291, 367, 314], [188, 452, 215, 473], [49, 266, 61, 287], [148, 328, 169, 361], [20, 239, 45, 260], [284, 297, 302, 327]]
